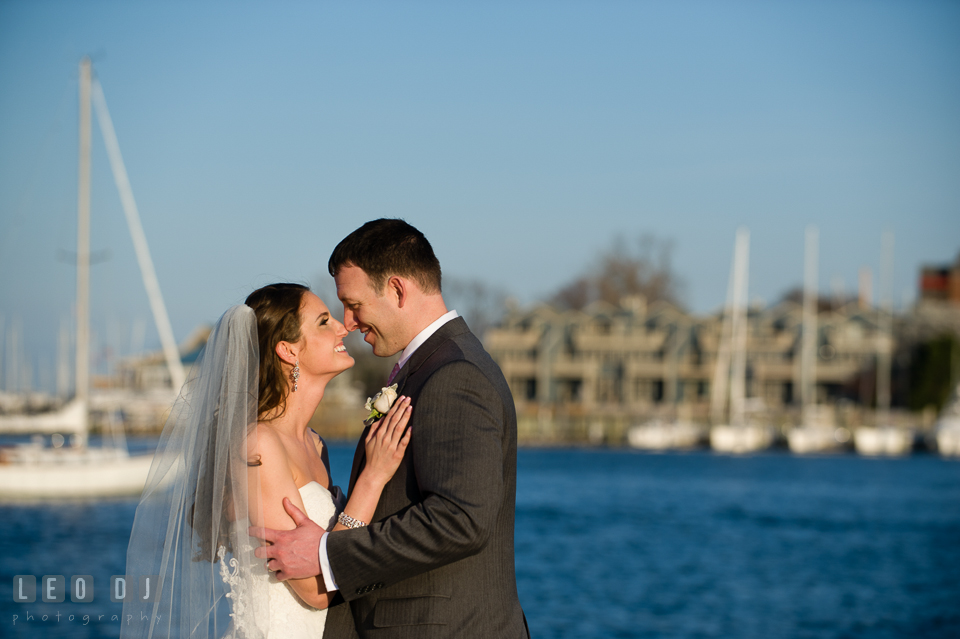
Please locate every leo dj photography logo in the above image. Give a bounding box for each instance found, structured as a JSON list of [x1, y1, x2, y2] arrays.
[[11, 575, 163, 628]]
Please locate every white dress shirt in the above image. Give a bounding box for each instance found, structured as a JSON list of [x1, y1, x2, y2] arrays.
[[318, 309, 459, 591]]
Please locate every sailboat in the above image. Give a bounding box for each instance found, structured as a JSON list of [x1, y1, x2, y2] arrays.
[[785, 227, 852, 454], [853, 232, 913, 456], [709, 229, 774, 454], [627, 318, 706, 450], [936, 383, 960, 457], [0, 58, 183, 498]]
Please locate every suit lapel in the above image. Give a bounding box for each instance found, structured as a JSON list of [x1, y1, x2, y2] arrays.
[[347, 424, 369, 493], [396, 317, 469, 392], [346, 317, 470, 495]]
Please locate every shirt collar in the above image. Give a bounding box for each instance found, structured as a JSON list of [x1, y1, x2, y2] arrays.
[[396, 310, 459, 372]]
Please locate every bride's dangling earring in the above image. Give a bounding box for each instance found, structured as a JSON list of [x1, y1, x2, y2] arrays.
[[292, 360, 300, 392]]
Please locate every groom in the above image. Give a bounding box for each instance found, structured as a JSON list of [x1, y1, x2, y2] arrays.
[[253, 219, 529, 638]]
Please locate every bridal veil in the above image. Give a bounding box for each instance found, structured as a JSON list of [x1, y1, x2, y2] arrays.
[[121, 305, 270, 639]]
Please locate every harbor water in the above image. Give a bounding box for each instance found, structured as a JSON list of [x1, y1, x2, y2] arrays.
[[1, 444, 959, 638]]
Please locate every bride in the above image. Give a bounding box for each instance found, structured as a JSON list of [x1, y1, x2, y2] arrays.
[[120, 283, 411, 639]]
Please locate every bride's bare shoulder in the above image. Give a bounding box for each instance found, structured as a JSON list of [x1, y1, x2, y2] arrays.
[[247, 422, 290, 471]]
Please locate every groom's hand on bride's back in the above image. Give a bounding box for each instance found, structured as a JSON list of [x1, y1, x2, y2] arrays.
[[250, 498, 322, 582]]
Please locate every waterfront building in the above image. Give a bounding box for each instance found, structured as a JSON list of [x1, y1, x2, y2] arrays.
[[919, 252, 960, 306], [485, 296, 889, 428], [107, 324, 363, 433]]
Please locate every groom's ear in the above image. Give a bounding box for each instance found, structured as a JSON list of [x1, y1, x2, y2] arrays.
[[387, 276, 407, 309]]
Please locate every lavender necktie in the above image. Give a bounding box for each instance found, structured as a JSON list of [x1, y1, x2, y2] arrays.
[[387, 362, 401, 385]]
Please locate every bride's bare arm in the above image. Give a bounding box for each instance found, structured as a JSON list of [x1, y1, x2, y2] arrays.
[[331, 396, 413, 532], [249, 399, 411, 608], [252, 428, 334, 610]]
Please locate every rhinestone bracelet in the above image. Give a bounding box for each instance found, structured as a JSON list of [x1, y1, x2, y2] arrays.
[[337, 511, 367, 529]]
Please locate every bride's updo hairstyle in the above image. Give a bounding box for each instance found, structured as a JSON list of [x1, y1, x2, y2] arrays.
[[245, 283, 309, 420]]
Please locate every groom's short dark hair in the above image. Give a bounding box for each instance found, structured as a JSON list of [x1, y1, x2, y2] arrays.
[[329, 218, 442, 294]]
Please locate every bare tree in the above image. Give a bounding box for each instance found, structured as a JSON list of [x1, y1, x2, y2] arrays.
[[553, 276, 592, 311], [550, 234, 684, 310]]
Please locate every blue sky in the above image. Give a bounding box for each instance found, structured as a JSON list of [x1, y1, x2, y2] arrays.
[[1, 1, 958, 390]]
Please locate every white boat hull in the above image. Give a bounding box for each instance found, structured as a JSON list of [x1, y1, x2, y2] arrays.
[[854, 427, 912, 457], [788, 426, 848, 454], [710, 424, 774, 454], [936, 418, 960, 457], [0, 451, 152, 499], [0, 399, 86, 435], [627, 421, 704, 450]]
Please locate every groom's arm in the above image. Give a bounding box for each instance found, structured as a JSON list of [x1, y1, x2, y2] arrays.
[[325, 359, 505, 600], [254, 429, 335, 609]]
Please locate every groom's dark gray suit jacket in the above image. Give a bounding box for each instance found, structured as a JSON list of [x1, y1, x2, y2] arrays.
[[322, 317, 529, 639]]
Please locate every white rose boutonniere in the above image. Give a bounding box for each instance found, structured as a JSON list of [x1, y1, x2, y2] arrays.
[[364, 383, 398, 424]]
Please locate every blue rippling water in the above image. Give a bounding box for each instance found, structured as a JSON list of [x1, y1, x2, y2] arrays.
[[514, 449, 960, 639], [1, 445, 959, 638]]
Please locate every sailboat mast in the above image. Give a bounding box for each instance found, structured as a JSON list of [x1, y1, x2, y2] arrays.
[[75, 58, 91, 427], [91, 79, 187, 392], [57, 318, 71, 400], [800, 226, 818, 425], [710, 232, 738, 424], [664, 318, 682, 408], [729, 228, 750, 428], [876, 231, 894, 426]]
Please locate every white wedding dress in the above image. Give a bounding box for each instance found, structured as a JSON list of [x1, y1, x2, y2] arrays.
[[221, 481, 342, 639], [122, 307, 348, 639]]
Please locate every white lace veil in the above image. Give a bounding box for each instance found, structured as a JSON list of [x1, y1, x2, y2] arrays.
[[121, 305, 269, 639]]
